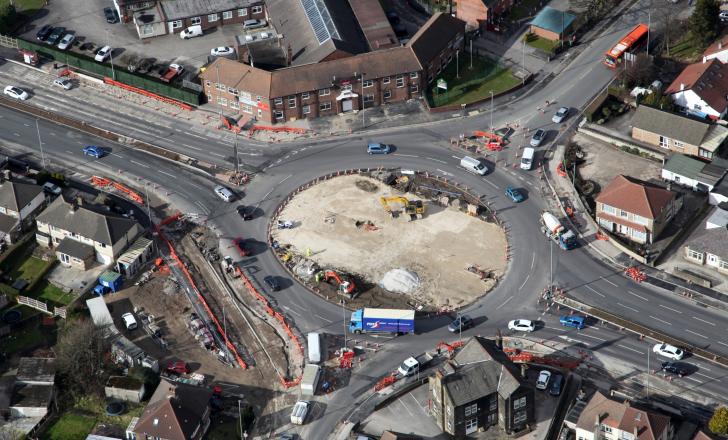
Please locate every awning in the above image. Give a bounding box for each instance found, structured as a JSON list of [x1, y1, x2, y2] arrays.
[[336, 90, 359, 101]]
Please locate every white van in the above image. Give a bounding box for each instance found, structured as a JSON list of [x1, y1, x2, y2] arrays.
[[460, 156, 488, 175], [214, 185, 235, 202], [290, 400, 310, 425], [520, 147, 535, 170], [307, 332, 321, 364], [180, 25, 203, 39]]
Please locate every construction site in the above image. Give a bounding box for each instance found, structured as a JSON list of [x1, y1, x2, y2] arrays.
[[271, 171, 508, 311]]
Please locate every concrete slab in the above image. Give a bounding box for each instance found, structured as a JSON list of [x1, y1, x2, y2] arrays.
[[46, 262, 105, 295]]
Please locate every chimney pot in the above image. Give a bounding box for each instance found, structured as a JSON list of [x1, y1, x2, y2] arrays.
[[680, 83, 685, 91]]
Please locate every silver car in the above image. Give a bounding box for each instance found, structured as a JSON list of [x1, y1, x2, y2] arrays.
[[52, 78, 73, 90], [530, 129, 546, 147], [57, 31, 75, 50], [552, 107, 569, 124]]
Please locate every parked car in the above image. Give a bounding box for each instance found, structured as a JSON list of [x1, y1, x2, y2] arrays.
[[720, 11, 728, 22], [653, 343, 684, 360], [367, 142, 391, 154], [3, 85, 29, 101], [121, 313, 138, 330], [52, 78, 73, 90], [505, 186, 524, 203], [530, 128, 546, 147], [508, 319, 535, 332], [552, 107, 569, 124], [447, 315, 473, 333], [36, 25, 53, 41], [559, 315, 586, 329], [95, 45, 112, 62], [166, 361, 190, 374], [242, 19, 266, 30], [264, 275, 280, 291], [536, 370, 551, 390], [42, 182, 62, 195], [237, 205, 254, 221], [386, 11, 400, 24], [104, 6, 119, 23], [57, 31, 76, 50], [82, 145, 106, 158], [46, 26, 66, 45], [210, 46, 235, 57], [549, 374, 564, 396], [661, 361, 688, 377]]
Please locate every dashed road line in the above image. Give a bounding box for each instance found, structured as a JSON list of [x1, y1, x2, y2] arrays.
[[496, 296, 513, 309], [579, 333, 606, 341], [393, 153, 419, 157], [426, 157, 446, 164], [695, 372, 720, 381], [617, 302, 639, 313], [658, 304, 682, 314], [692, 317, 716, 326], [209, 152, 226, 158], [518, 253, 536, 291], [585, 285, 605, 297], [685, 329, 708, 339], [130, 160, 150, 168], [627, 290, 648, 301], [718, 341, 728, 348], [483, 179, 499, 189], [617, 344, 643, 355], [686, 377, 703, 384], [278, 174, 292, 184], [601, 277, 618, 287], [282, 306, 302, 317], [649, 315, 671, 325], [314, 314, 333, 323], [158, 170, 177, 179]]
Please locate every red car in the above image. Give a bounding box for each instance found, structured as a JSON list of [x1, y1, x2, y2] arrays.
[[166, 361, 190, 375]]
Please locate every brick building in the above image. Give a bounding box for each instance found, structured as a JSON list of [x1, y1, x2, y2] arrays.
[[456, 0, 515, 31]]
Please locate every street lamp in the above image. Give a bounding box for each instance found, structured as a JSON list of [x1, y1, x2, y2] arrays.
[[106, 29, 116, 81], [35, 119, 45, 168], [489, 90, 494, 132], [342, 299, 347, 350], [361, 72, 366, 129]]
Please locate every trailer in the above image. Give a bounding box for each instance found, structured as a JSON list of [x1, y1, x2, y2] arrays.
[[540, 212, 577, 250], [348, 308, 415, 335], [300, 364, 321, 396]]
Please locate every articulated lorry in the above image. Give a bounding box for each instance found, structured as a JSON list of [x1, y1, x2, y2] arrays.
[[348, 308, 415, 335], [540, 212, 577, 250]]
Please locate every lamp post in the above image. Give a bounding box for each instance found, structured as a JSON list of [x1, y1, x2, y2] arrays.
[[361, 72, 366, 128], [522, 39, 526, 85], [489, 90, 494, 132], [342, 299, 347, 350], [106, 29, 116, 81], [35, 119, 45, 168], [216, 63, 223, 122]]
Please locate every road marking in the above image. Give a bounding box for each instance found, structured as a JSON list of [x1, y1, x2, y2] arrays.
[[13, 133, 20, 137], [601, 277, 618, 287], [426, 157, 447, 164], [518, 253, 536, 291], [686, 376, 703, 384], [314, 314, 333, 323], [718, 341, 728, 348], [557, 335, 589, 346], [482, 179, 499, 189], [187, 182, 204, 190], [130, 160, 150, 168], [185, 145, 202, 151], [685, 329, 708, 339], [695, 372, 720, 381], [398, 398, 414, 417], [393, 153, 419, 157], [585, 285, 605, 297], [544, 326, 566, 331], [183, 131, 208, 140], [692, 317, 716, 326], [282, 306, 302, 317], [658, 304, 682, 314], [158, 170, 177, 179], [617, 302, 639, 313], [617, 344, 643, 355], [451, 155, 461, 160], [23, 123, 30, 127], [65, 150, 74, 154], [496, 296, 513, 309], [209, 152, 226, 158], [627, 290, 648, 301], [649, 316, 671, 325], [261, 188, 274, 201], [278, 174, 292, 185], [579, 333, 606, 341], [435, 169, 453, 177], [110, 153, 124, 158], [50, 132, 56, 136]]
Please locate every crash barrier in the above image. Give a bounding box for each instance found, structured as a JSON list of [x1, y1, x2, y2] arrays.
[[91, 175, 145, 204], [104, 78, 193, 111], [155, 223, 248, 369], [234, 266, 304, 388], [17, 39, 201, 106]]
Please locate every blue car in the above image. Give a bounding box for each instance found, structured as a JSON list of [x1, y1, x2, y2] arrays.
[[505, 186, 524, 203], [367, 143, 391, 154], [82, 145, 105, 158], [559, 315, 586, 329]]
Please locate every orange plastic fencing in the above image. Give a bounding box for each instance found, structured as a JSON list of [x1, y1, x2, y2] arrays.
[[103, 78, 194, 111], [90, 175, 144, 205], [159, 212, 182, 227]]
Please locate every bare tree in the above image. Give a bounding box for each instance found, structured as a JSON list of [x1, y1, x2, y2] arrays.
[[618, 53, 656, 88], [55, 319, 110, 396]]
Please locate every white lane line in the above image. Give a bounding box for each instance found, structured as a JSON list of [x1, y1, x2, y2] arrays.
[[314, 314, 333, 323], [617, 302, 639, 313], [130, 160, 150, 168], [585, 285, 605, 297], [686, 376, 703, 384], [110, 153, 124, 158], [65, 150, 74, 154], [158, 170, 177, 179], [393, 153, 419, 157], [188, 182, 204, 190], [210, 152, 226, 158], [718, 341, 728, 348], [261, 188, 274, 201], [50, 132, 56, 136], [496, 296, 513, 309], [617, 344, 643, 355], [483, 179, 499, 189], [685, 329, 708, 339], [649, 315, 671, 325], [183, 131, 208, 140], [185, 145, 202, 151], [695, 372, 720, 381], [518, 252, 536, 291], [398, 398, 414, 417], [23, 123, 30, 127], [628, 290, 648, 301], [658, 304, 682, 314], [692, 316, 716, 326], [579, 333, 607, 341], [601, 277, 618, 287], [426, 157, 447, 164], [544, 326, 566, 332], [282, 306, 302, 317], [13, 133, 20, 137], [278, 174, 292, 185], [451, 155, 461, 159]]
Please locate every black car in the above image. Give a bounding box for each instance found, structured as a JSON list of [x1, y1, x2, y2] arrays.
[[104, 7, 119, 23], [447, 315, 473, 332], [46, 26, 66, 45], [661, 361, 688, 377], [386, 11, 400, 24], [236, 205, 253, 221], [263, 276, 280, 291], [549, 374, 564, 396], [36, 25, 53, 41]]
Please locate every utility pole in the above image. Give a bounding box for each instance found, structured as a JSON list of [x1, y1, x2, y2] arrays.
[[106, 29, 116, 80], [35, 119, 45, 168], [489, 90, 494, 132], [646, 349, 650, 397], [143, 182, 152, 226], [238, 400, 243, 439], [233, 132, 239, 174], [361, 72, 366, 128], [647, 11, 651, 57], [458, 313, 462, 343], [456, 50, 459, 79], [469, 39, 473, 69], [216, 63, 223, 123], [522, 39, 526, 85], [549, 236, 553, 291], [342, 299, 347, 350]]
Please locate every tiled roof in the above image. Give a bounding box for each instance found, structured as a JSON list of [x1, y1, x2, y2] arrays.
[[596, 175, 676, 220], [618, 407, 671, 440], [348, 0, 398, 51], [529, 6, 576, 34], [56, 237, 95, 260], [576, 391, 671, 440], [0, 180, 42, 213], [685, 207, 728, 258], [703, 36, 728, 57], [665, 59, 728, 114], [407, 13, 465, 67], [160, 0, 257, 21], [631, 105, 709, 146], [663, 154, 707, 180], [134, 379, 212, 440], [576, 391, 628, 433]]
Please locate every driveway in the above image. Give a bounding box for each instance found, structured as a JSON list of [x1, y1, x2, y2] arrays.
[[18, 0, 241, 70]]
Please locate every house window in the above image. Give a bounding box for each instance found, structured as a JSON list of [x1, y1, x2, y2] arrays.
[[303, 105, 311, 115], [633, 214, 648, 225], [320, 102, 332, 111], [191, 16, 201, 25], [673, 140, 685, 149], [464, 403, 477, 417], [620, 209, 629, 218], [217, 97, 227, 106], [396, 75, 405, 87], [363, 94, 374, 103], [274, 97, 283, 105], [215, 83, 225, 91], [383, 76, 391, 84], [687, 248, 703, 261], [363, 79, 374, 88], [229, 101, 239, 110], [383, 90, 392, 99], [465, 418, 478, 432], [208, 13, 219, 22], [171, 20, 182, 29], [228, 88, 239, 96], [601, 425, 613, 433], [242, 104, 252, 113], [489, 398, 497, 411], [288, 97, 296, 108], [514, 411, 527, 424], [274, 110, 284, 120], [238, 8, 247, 16], [320, 88, 330, 96], [342, 84, 352, 91], [411, 84, 419, 93], [602, 204, 616, 215], [720, 259, 728, 269], [223, 10, 233, 20], [659, 136, 669, 149], [302, 92, 310, 100], [252, 5, 263, 13], [699, 148, 713, 159], [632, 230, 647, 242], [513, 396, 526, 409], [410, 72, 418, 79]]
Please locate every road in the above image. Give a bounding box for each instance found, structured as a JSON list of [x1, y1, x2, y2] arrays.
[[1, 0, 727, 437]]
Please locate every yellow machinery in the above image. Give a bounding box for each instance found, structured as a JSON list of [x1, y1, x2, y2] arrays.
[[379, 196, 425, 219]]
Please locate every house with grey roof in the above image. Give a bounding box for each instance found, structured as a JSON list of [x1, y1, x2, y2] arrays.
[[35, 195, 141, 270], [429, 337, 534, 437], [0, 173, 45, 244], [7, 357, 56, 427], [661, 153, 727, 192], [684, 206, 728, 275], [632, 105, 728, 160]]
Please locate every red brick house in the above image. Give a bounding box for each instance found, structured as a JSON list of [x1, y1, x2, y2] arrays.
[[456, 0, 514, 30]]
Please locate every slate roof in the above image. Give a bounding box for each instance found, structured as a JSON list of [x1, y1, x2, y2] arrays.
[[576, 392, 671, 440], [11, 384, 53, 409], [134, 379, 212, 440], [348, 0, 398, 51], [407, 13, 466, 67], [662, 154, 724, 188], [666, 59, 728, 114], [36, 195, 138, 247], [712, 177, 728, 197], [0, 213, 18, 234], [16, 358, 57, 384], [685, 207, 728, 258], [160, 0, 257, 21], [596, 175, 677, 220], [631, 105, 710, 146], [529, 6, 576, 34], [56, 237, 95, 260], [0, 180, 42, 213]]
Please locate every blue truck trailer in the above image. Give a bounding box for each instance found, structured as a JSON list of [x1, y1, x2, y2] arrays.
[[348, 308, 415, 334]]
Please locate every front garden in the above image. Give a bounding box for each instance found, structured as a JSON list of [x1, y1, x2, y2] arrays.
[[426, 56, 521, 107]]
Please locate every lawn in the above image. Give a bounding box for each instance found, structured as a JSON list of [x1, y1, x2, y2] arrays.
[[29, 280, 74, 305], [0, 0, 46, 13], [41, 413, 97, 440], [207, 416, 242, 440], [667, 34, 702, 61], [525, 34, 561, 54], [0, 315, 54, 356], [427, 56, 520, 107]]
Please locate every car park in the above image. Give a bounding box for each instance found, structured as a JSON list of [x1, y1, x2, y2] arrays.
[[121, 313, 138, 330], [552, 107, 569, 123], [82, 145, 106, 158], [46, 27, 65, 45], [264, 276, 281, 291], [653, 343, 684, 360], [36, 25, 53, 41], [104, 6, 119, 23], [559, 315, 586, 329], [530, 129, 546, 147], [95, 45, 112, 62], [210, 46, 235, 57], [508, 319, 535, 332], [237, 205, 254, 220], [661, 361, 688, 377], [3, 86, 29, 101], [367, 142, 391, 154], [447, 315, 473, 333], [536, 370, 551, 390], [57, 32, 76, 50], [549, 373, 563, 396], [52, 78, 73, 90], [505, 186, 524, 203]]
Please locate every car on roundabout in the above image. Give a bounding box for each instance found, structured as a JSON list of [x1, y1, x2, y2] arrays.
[[505, 186, 524, 203], [530, 128, 546, 147], [367, 142, 391, 154], [552, 107, 569, 124], [508, 319, 535, 332], [448, 315, 473, 332], [653, 343, 684, 360]]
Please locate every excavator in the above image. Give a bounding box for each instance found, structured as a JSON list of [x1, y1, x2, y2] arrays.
[[320, 270, 356, 295], [379, 196, 425, 220]]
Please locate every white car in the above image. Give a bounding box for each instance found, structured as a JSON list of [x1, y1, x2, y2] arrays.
[[121, 313, 138, 330], [552, 107, 569, 124], [95, 45, 112, 62], [508, 319, 535, 332], [536, 370, 551, 390], [210, 46, 234, 57], [3, 85, 29, 100], [52, 78, 73, 90], [720, 11, 728, 21], [653, 343, 684, 360], [57, 32, 75, 50]]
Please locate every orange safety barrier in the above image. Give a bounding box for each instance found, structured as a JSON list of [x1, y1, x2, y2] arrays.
[[472, 131, 503, 143], [91, 175, 111, 187], [595, 230, 609, 241], [103, 78, 193, 111], [91, 175, 145, 205], [159, 212, 182, 227], [221, 116, 242, 133], [374, 374, 397, 391]]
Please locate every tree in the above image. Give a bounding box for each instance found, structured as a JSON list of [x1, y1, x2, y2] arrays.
[[0, 4, 17, 34], [689, 0, 720, 47], [640, 91, 676, 112], [617, 53, 655, 88], [709, 406, 728, 435], [55, 319, 110, 396]]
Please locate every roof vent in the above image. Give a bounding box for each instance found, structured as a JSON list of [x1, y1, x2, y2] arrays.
[[153, 418, 159, 426], [635, 412, 641, 421]]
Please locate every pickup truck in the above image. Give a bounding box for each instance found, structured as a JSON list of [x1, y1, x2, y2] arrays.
[[397, 352, 434, 377], [161, 63, 184, 83]]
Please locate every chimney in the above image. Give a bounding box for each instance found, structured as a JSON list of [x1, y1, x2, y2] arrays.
[[287, 43, 293, 66], [680, 83, 685, 91], [71, 196, 82, 212]]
